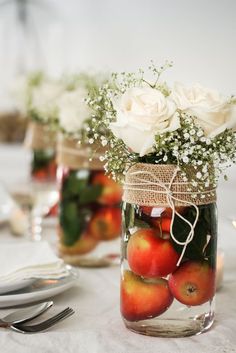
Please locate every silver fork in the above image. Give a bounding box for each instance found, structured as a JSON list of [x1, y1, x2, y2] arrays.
[[0, 301, 53, 328], [10, 307, 74, 333]]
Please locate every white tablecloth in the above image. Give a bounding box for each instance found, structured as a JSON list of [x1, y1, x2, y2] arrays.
[[0, 144, 236, 353]]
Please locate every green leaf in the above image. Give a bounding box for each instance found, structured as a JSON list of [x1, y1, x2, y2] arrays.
[[78, 184, 103, 205], [62, 170, 89, 199], [32, 149, 55, 171], [171, 204, 217, 267], [59, 200, 90, 246]]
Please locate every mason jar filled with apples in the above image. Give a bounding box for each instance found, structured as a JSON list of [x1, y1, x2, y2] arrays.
[[121, 164, 217, 337], [31, 148, 57, 182], [24, 122, 57, 182], [57, 138, 122, 267]]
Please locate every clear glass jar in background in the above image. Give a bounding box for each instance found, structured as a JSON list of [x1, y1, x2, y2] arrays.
[[57, 166, 122, 267], [31, 148, 57, 182], [24, 122, 57, 182], [121, 202, 217, 337], [24, 122, 58, 217]]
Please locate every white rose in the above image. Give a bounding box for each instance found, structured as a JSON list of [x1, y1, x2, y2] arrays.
[[109, 87, 179, 156], [171, 82, 236, 137], [58, 88, 91, 133], [31, 81, 63, 121]]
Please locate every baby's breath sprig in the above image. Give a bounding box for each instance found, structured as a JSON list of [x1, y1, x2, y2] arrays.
[[148, 113, 236, 191]]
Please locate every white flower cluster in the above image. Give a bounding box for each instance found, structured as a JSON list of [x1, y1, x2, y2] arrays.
[[13, 72, 64, 124], [87, 65, 236, 187], [30, 79, 64, 123], [110, 83, 236, 157], [14, 72, 98, 140], [57, 86, 91, 135]]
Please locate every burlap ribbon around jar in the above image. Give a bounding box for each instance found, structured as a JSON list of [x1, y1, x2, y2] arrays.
[[123, 163, 216, 207], [24, 121, 56, 150], [123, 163, 217, 266], [56, 135, 106, 170]]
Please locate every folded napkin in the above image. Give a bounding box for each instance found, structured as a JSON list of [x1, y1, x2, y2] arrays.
[[0, 241, 69, 284]]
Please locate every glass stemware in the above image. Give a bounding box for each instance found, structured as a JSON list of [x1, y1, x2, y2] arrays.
[[10, 181, 59, 241]]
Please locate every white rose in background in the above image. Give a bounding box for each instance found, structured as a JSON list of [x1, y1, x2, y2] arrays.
[[171, 82, 236, 137], [110, 87, 179, 156], [31, 81, 64, 122], [58, 87, 91, 134]]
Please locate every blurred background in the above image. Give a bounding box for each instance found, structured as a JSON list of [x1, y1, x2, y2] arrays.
[[0, 0, 235, 140]]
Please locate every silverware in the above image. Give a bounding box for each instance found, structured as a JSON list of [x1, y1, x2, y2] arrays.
[[0, 301, 53, 328], [11, 307, 74, 333]]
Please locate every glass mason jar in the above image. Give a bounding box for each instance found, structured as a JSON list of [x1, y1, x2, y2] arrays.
[[24, 121, 57, 181], [24, 122, 58, 216], [121, 163, 217, 337], [31, 148, 57, 182], [56, 137, 122, 267]]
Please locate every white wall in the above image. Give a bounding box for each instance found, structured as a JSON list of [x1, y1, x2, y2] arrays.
[[0, 0, 235, 108], [52, 0, 236, 93]]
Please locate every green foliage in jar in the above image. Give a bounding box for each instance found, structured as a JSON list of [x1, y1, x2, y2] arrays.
[[171, 204, 217, 268], [60, 170, 103, 246], [32, 149, 55, 172]]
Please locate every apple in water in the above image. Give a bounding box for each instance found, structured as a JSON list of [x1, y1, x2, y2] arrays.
[[127, 228, 180, 277], [160, 217, 172, 233], [140, 207, 186, 218], [121, 270, 173, 321], [151, 217, 171, 235], [89, 207, 121, 240], [168, 260, 216, 306], [32, 169, 47, 181], [92, 172, 122, 206], [58, 232, 98, 255]]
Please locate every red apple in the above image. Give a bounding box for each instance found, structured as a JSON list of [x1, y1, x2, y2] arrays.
[[139, 206, 153, 216], [48, 160, 57, 179], [161, 217, 171, 233], [151, 217, 171, 234], [161, 207, 186, 218], [127, 228, 180, 277], [92, 172, 122, 205], [89, 207, 121, 240], [32, 169, 48, 181], [32, 160, 57, 182], [168, 260, 216, 306], [121, 270, 173, 321], [151, 207, 187, 237], [58, 232, 98, 255]]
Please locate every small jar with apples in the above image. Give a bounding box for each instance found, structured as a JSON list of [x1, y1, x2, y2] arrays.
[[57, 137, 122, 266], [24, 122, 57, 182]]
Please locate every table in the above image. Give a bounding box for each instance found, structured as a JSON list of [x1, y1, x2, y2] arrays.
[[0, 143, 236, 353]]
